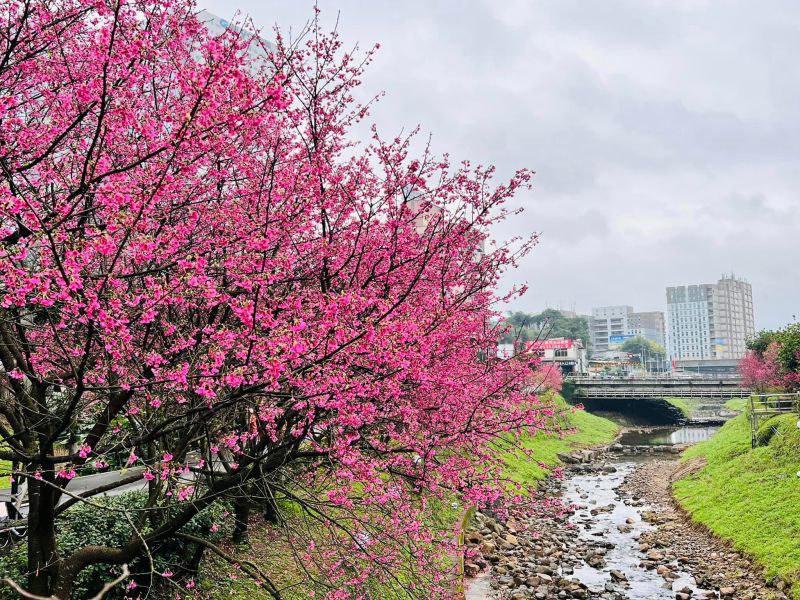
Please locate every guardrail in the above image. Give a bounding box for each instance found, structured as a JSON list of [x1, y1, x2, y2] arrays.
[[576, 388, 752, 400], [748, 393, 800, 448]]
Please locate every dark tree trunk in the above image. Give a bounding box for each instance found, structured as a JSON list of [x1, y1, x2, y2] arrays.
[[187, 542, 205, 572], [232, 499, 251, 544], [7, 460, 21, 520], [263, 493, 279, 524], [26, 474, 59, 596]]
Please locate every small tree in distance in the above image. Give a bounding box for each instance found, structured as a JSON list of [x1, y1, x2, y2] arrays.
[[741, 324, 800, 392], [619, 336, 666, 372], [0, 1, 546, 598]]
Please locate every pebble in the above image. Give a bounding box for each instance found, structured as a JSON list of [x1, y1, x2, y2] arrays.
[[463, 448, 789, 600]]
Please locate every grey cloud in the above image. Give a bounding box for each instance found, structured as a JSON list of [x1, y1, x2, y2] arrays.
[[199, 0, 800, 329]]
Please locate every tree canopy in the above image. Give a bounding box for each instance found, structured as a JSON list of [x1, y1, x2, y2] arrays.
[[500, 309, 589, 346], [741, 323, 800, 392], [619, 336, 666, 357], [0, 2, 548, 598]]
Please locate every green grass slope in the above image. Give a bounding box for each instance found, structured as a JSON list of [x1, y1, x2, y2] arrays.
[[197, 394, 619, 599], [665, 397, 692, 418], [502, 394, 619, 485], [0, 459, 10, 488], [674, 412, 800, 596], [724, 397, 748, 412]]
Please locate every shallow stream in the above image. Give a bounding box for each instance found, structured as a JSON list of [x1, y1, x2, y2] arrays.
[[465, 425, 721, 599], [618, 425, 720, 446], [564, 460, 706, 598]]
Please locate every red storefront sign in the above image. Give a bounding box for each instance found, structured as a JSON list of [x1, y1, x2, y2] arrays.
[[525, 338, 573, 351]]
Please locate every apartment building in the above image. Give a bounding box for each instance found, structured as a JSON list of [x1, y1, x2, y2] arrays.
[[666, 275, 754, 362], [590, 305, 666, 354]]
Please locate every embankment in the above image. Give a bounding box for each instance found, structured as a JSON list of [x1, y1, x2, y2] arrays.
[[501, 393, 620, 485], [673, 412, 800, 597]]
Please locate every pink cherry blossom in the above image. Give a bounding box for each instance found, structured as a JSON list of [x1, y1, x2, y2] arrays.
[[56, 467, 77, 480], [0, 2, 547, 597]]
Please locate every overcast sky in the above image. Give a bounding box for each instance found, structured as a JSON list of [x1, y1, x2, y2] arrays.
[[198, 0, 799, 330]]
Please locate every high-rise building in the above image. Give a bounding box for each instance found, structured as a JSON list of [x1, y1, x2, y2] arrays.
[[590, 305, 665, 354], [666, 275, 754, 362], [627, 311, 666, 348], [590, 305, 632, 354]]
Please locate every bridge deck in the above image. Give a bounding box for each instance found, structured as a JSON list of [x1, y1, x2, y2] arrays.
[[568, 376, 750, 400], [576, 388, 751, 399]]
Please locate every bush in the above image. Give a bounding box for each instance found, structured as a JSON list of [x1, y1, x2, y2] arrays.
[[0, 492, 229, 599]]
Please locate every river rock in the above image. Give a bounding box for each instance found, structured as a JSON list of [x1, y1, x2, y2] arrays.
[[609, 569, 626, 582], [464, 562, 480, 577], [462, 453, 786, 600]]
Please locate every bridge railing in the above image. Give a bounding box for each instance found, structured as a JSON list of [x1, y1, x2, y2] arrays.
[[577, 388, 751, 399], [568, 376, 742, 385]]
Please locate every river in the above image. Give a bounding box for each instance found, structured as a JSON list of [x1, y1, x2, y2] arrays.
[[463, 425, 778, 600], [564, 460, 707, 598]]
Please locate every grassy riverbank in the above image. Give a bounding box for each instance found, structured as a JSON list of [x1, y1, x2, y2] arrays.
[[0, 459, 10, 487], [665, 397, 692, 418], [502, 393, 619, 485], [724, 397, 748, 412], [673, 413, 800, 597], [197, 394, 618, 598]]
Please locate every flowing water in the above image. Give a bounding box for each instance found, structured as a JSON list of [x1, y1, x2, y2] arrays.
[[619, 425, 720, 446], [565, 460, 708, 598], [465, 425, 720, 599]]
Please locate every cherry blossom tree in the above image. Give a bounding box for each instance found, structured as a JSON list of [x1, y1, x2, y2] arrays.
[[741, 324, 800, 393], [739, 343, 782, 393], [0, 1, 545, 598]]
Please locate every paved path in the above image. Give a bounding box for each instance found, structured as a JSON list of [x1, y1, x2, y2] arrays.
[[0, 467, 146, 520]]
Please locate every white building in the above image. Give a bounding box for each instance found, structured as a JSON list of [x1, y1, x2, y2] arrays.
[[526, 338, 588, 375], [666, 274, 754, 363], [198, 11, 276, 60], [590, 305, 665, 355]]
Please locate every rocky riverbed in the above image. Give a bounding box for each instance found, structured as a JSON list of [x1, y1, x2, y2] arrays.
[[464, 448, 788, 600]]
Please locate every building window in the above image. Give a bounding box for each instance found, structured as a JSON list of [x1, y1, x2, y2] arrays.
[[554, 349, 568, 358]]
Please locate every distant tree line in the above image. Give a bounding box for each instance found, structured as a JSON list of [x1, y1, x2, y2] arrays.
[[618, 336, 666, 359], [618, 336, 667, 371], [499, 309, 590, 346]]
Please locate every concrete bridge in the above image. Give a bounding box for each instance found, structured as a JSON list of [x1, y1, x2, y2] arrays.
[[568, 376, 750, 400]]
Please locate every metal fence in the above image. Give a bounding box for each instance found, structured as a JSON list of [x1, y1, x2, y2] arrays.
[[577, 387, 752, 400], [568, 376, 743, 385], [748, 393, 800, 448]]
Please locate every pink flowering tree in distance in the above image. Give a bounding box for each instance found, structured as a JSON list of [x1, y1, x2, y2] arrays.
[[0, 1, 550, 597], [740, 324, 800, 393], [739, 343, 782, 393]]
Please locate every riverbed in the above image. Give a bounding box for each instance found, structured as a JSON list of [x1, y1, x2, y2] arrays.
[[464, 426, 785, 600]]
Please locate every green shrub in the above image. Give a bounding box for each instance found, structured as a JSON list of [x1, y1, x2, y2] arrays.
[[560, 380, 576, 401], [0, 492, 228, 599]]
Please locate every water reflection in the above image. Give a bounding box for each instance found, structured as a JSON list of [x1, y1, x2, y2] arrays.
[[619, 426, 720, 446]]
